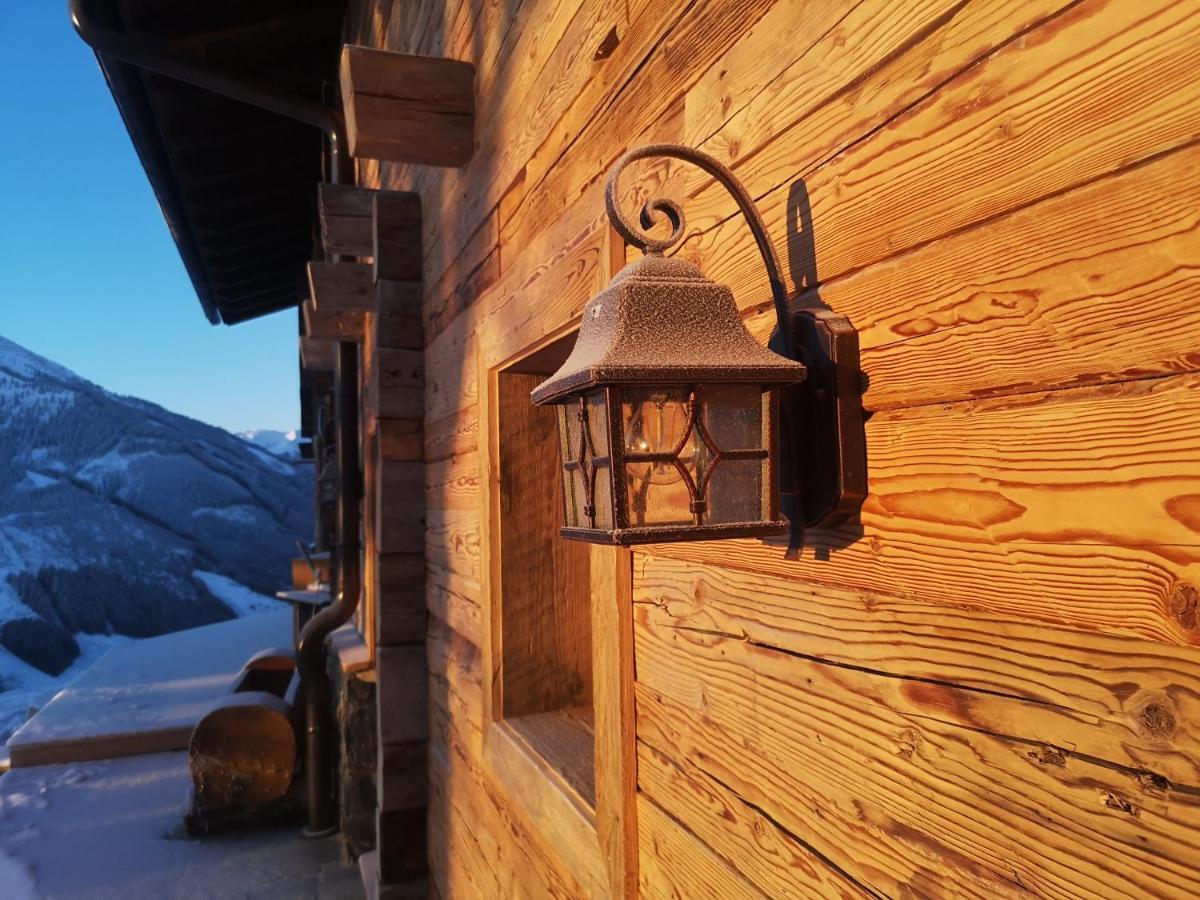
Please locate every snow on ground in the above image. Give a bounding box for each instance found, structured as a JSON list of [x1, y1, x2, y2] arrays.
[[0, 752, 360, 899], [0, 849, 36, 900], [6, 611, 290, 760], [193, 570, 279, 616], [0, 634, 130, 745]]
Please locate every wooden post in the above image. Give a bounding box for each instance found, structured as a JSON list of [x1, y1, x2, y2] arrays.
[[364, 189, 428, 894]]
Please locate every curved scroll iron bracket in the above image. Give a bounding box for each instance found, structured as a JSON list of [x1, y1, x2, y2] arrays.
[[605, 144, 868, 546]]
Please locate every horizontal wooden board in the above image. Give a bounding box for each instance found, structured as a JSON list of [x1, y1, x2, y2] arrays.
[[740, 140, 1200, 409], [635, 614, 1200, 898], [638, 740, 864, 899], [637, 791, 767, 899], [635, 553, 1200, 790], [653, 373, 1200, 646], [676, 0, 1200, 328], [424, 406, 478, 462]]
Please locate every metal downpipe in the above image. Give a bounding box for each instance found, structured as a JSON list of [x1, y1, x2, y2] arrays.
[[297, 340, 361, 836]]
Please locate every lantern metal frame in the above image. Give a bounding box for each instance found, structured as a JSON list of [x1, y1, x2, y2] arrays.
[[533, 143, 867, 545]]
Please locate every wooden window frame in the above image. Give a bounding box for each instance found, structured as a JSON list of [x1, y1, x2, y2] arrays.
[[478, 231, 637, 897]]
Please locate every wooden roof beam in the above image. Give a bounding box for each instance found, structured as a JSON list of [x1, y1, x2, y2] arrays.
[[306, 261, 376, 312], [318, 184, 375, 257], [303, 296, 365, 342], [339, 46, 474, 167], [300, 335, 337, 372]]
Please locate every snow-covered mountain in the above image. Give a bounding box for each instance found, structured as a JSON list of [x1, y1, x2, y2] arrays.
[[238, 428, 301, 459], [0, 335, 312, 737]]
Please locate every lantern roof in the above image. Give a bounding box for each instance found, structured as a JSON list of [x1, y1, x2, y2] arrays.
[[531, 254, 806, 405]]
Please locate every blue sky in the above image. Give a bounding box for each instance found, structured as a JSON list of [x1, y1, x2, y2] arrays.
[[0, 4, 299, 434]]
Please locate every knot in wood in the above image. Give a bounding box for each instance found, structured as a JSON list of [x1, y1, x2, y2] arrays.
[[1169, 581, 1200, 630]]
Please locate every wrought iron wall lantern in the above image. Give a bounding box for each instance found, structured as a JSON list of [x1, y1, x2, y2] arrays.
[[532, 144, 866, 545]]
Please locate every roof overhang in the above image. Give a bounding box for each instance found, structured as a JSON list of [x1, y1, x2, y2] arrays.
[[79, 0, 348, 325]]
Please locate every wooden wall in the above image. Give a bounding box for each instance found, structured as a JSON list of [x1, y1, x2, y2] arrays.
[[346, 0, 1200, 895]]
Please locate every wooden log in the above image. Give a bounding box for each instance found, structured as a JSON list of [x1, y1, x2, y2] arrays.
[[307, 261, 376, 311], [302, 296, 364, 341], [377, 645, 429, 745], [340, 45, 475, 166], [376, 552, 425, 647], [299, 336, 336, 371], [319, 183, 376, 257], [374, 192, 423, 283]]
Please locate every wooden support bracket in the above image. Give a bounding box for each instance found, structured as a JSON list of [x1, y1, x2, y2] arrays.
[[308, 261, 377, 311], [340, 45, 474, 166], [319, 184, 377, 257]]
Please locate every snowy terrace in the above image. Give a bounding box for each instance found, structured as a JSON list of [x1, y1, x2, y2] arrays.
[[0, 612, 361, 898]]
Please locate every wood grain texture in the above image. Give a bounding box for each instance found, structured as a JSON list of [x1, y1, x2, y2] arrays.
[[677, 0, 1200, 324], [340, 45, 474, 166], [656, 374, 1200, 647], [635, 612, 1200, 898], [592, 546, 637, 897], [738, 139, 1200, 409], [638, 793, 766, 899]]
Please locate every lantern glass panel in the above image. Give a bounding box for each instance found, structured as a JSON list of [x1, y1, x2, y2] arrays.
[[556, 391, 610, 530], [620, 383, 771, 529]]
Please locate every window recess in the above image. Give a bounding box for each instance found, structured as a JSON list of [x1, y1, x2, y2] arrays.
[[489, 333, 596, 809]]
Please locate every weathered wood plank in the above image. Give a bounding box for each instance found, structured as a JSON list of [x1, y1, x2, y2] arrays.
[[307, 261, 376, 311], [635, 552, 1200, 790], [592, 546, 637, 897], [424, 455, 479, 512], [425, 509, 480, 583], [426, 563, 482, 650], [319, 183, 376, 257], [374, 191, 423, 283], [340, 45, 475, 166], [303, 296, 365, 341], [635, 612, 1200, 898], [679, 0, 1200, 332], [638, 738, 865, 898], [637, 792, 766, 899], [499, 0, 775, 263], [739, 140, 1200, 409], [376, 552, 425, 647], [654, 373, 1200, 646], [424, 406, 478, 462], [299, 336, 336, 371]]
